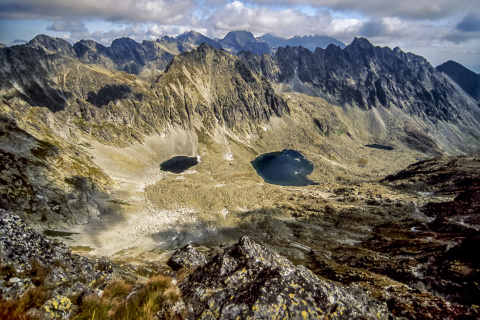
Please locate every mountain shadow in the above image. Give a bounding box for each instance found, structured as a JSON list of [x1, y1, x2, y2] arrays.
[[87, 84, 141, 107]]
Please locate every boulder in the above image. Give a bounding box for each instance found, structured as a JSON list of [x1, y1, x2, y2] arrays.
[[167, 244, 207, 271]]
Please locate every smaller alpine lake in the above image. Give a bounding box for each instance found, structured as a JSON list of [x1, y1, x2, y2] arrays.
[[160, 156, 199, 173], [251, 149, 315, 186]]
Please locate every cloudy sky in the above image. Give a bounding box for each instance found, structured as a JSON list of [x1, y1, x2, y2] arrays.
[[0, 0, 479, 71]]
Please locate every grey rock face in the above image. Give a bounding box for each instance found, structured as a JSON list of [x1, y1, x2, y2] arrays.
[[180, 236, 393, 319], [218, 30, 273, 55], [0, 45, 75, 112], [23, 32, 346, 76], [0, 117, 109, 228], [27, 34, 76, 58], [73, 37, 173, 75], [167, 244, 207, 271], [259, 33, 346, 51], [176, 31, 223, 52], [154, 43, 289, 131], [437, 60, 480, 102], [241, 37, 479, 123]]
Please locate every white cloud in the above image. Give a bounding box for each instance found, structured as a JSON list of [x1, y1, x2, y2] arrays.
[[206, 0, 334, 38], [47, 20, 87, 33], [0, 0, 196, 24], [248, 0, 478, 20]]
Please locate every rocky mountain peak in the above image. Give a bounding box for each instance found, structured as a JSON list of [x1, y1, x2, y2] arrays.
[[75, 39, 102, 48], [222, 30, 256, 48], [157, 43, 288, 130], [349, 36, 373, 47], [177, 30, 203, 40], [239, 37, 480, 154], [176, 30, 223, 51], [259, 33, 346, 51], [257, 33, 283, 46], [437, 60, 480, 102], [27, 34, 75, 57], [110, 37, 141, 48], [344, 37, 376, 56], [218, 30, 272, 55]]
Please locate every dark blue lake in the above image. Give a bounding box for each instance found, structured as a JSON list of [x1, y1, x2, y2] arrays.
[[160, 156, 198, 173], [251, 149, 315, 186]]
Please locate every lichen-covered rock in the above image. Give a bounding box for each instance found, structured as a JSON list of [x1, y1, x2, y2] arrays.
[[180, 236, 393, 319], [42, 294, 72, 319], [0, 209, 113, 304], [167, 244, 207, 271]]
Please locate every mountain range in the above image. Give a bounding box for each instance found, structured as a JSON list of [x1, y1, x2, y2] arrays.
[[9, 32, 479, 154], [25, 31, 346, 76], [1, 30, 480, 319]]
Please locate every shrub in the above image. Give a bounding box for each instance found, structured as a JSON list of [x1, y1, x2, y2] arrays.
[[0, 300, 27, 320], [72, 274, 186, 320]]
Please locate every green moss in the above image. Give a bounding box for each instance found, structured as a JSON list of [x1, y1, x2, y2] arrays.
[[321, 129, 331, 137], [195, 127, 213, 147], [335, 126, 348, 136], [74, 118, 88, 129], [69, 157, 103, 177]]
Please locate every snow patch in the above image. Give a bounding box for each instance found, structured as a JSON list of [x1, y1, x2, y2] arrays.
[[220, 208, 229, 219]]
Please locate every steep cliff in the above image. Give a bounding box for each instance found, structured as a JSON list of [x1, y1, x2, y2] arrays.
[[242, 38, 477, 120], [154, 43, 288, 132], [239, 38, 480, 154]]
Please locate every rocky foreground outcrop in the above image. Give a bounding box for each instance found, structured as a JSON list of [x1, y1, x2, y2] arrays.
[[171, 236, 393, 319], [0, 209, 114, 319]]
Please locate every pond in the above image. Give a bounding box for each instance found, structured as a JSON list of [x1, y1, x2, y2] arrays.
[[251, 149, 315, 186], [365, 144, 394, 151], [160, 156, 199, 173]]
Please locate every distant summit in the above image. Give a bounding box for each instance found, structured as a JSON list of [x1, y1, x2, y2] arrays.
[[221, 31, 256, 49], [437, 60, 480, 102], [218, 30, 272, 55], [175, 30, 223, 52], [259, 33, 346, 51]]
